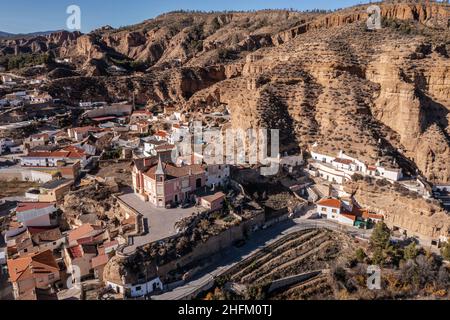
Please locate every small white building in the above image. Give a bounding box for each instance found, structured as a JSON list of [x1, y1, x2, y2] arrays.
[[15, 202, 57, 227], [317, 198, 356, 226], [312, 162, 349, 184], [311, 151, 335, 164], [106, 277, 163, 298]]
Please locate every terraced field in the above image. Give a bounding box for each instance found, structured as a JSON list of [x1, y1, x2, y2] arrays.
[[271, 273, 334, 300], [220, 228, 357, 300]]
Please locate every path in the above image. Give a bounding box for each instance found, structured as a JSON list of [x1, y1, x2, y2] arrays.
[[152, 218, 371, 300]]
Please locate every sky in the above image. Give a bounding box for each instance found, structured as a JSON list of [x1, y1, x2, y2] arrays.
[[1, 0, 368, 34]]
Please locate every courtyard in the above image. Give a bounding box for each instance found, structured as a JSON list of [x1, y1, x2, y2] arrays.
[[118, 193, 199, 254]]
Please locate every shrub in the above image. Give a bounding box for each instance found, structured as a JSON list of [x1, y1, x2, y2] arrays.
[[404, 242, 419, 261]]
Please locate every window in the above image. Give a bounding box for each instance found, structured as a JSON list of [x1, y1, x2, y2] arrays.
[[332, 209, 337, 213], [321, 208, 326, 212]]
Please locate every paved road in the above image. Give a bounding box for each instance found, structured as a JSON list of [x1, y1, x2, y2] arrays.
[[152, 218, 372, 300]]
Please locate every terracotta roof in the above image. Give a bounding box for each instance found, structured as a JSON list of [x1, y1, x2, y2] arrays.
[[68, 224, 103, 244], [154, 131, 168, 138], [362, 210, 384, 220], [92, 116, 117, 122], [91, 254, 109, 269], [202, 192, 226, 203], [154, 144, 175, 151], [144, 162, 205, 180], [7, 250, 59, 283], [16, 202, 55, 213], [71, 126, 101, 133], [341, 213, 357, 222], [132, 110, 152, 116], [333, 158, 353, 165], [317, 198, 341, 209], [68, 245, 83, 259], [26, 151, 69, 158], [28, 226, 62, 243]]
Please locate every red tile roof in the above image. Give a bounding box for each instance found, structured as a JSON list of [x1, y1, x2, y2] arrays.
[[333, 158, 353, 165], [72, 126, 101, 133], [91, 254, 109, 269], [202, 192, 225, 203], [7, 250, 59, 282], [68, 224, 103, 244], [132, 110, 152, 116], [68, 245, 84, 259], [317, 198, 341, 209], [155, 131, 168, 138], [16, 202, 55, 213], [144, 163, 205, 180], [341, 213, 357, 222]]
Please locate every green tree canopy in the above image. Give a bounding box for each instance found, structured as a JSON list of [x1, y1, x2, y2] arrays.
[[370, 222, 391, 251]]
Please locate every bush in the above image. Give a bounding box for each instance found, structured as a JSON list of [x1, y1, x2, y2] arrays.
[[404, 242, 419, 261]]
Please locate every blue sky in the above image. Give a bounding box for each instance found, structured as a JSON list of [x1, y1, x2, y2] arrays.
[[1, 0, 368, 34]]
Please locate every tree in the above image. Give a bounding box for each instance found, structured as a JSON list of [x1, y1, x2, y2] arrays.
[[403, 242, 419, 261], [372, 248, 385, 266], [370, 222, 391, 251]]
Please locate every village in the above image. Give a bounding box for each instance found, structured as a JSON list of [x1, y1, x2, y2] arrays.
[[0, 70, 449, 300]]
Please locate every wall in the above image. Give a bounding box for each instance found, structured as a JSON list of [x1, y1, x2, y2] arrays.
[[156, 213, 265, 280], [0, 168, 54, 183], [84, 104, 132, 119], [268, 271, 322, 294]]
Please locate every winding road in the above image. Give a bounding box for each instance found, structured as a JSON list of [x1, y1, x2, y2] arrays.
[[151, 216, 372, 300]]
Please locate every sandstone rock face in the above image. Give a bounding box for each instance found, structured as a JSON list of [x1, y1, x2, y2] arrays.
[[183, 2, 450, 183], [345, 181, 449, 243]]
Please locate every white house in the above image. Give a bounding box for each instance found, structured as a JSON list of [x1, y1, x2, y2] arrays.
[[143, 138, 168, 157], [311, 151, 335, 164], [311, 162, 349, 184], [375, 166, 403, 181], [15, 202, 58, 227], [106, 277, 163, 298], [317, 198, 356, 226]]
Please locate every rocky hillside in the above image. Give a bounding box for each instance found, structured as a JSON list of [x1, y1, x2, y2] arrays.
[[1, 1, 449, 183]]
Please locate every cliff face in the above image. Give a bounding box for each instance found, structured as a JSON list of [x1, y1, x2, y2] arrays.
[[183, 2, 450, 183], [345, 181, 449, 242]]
